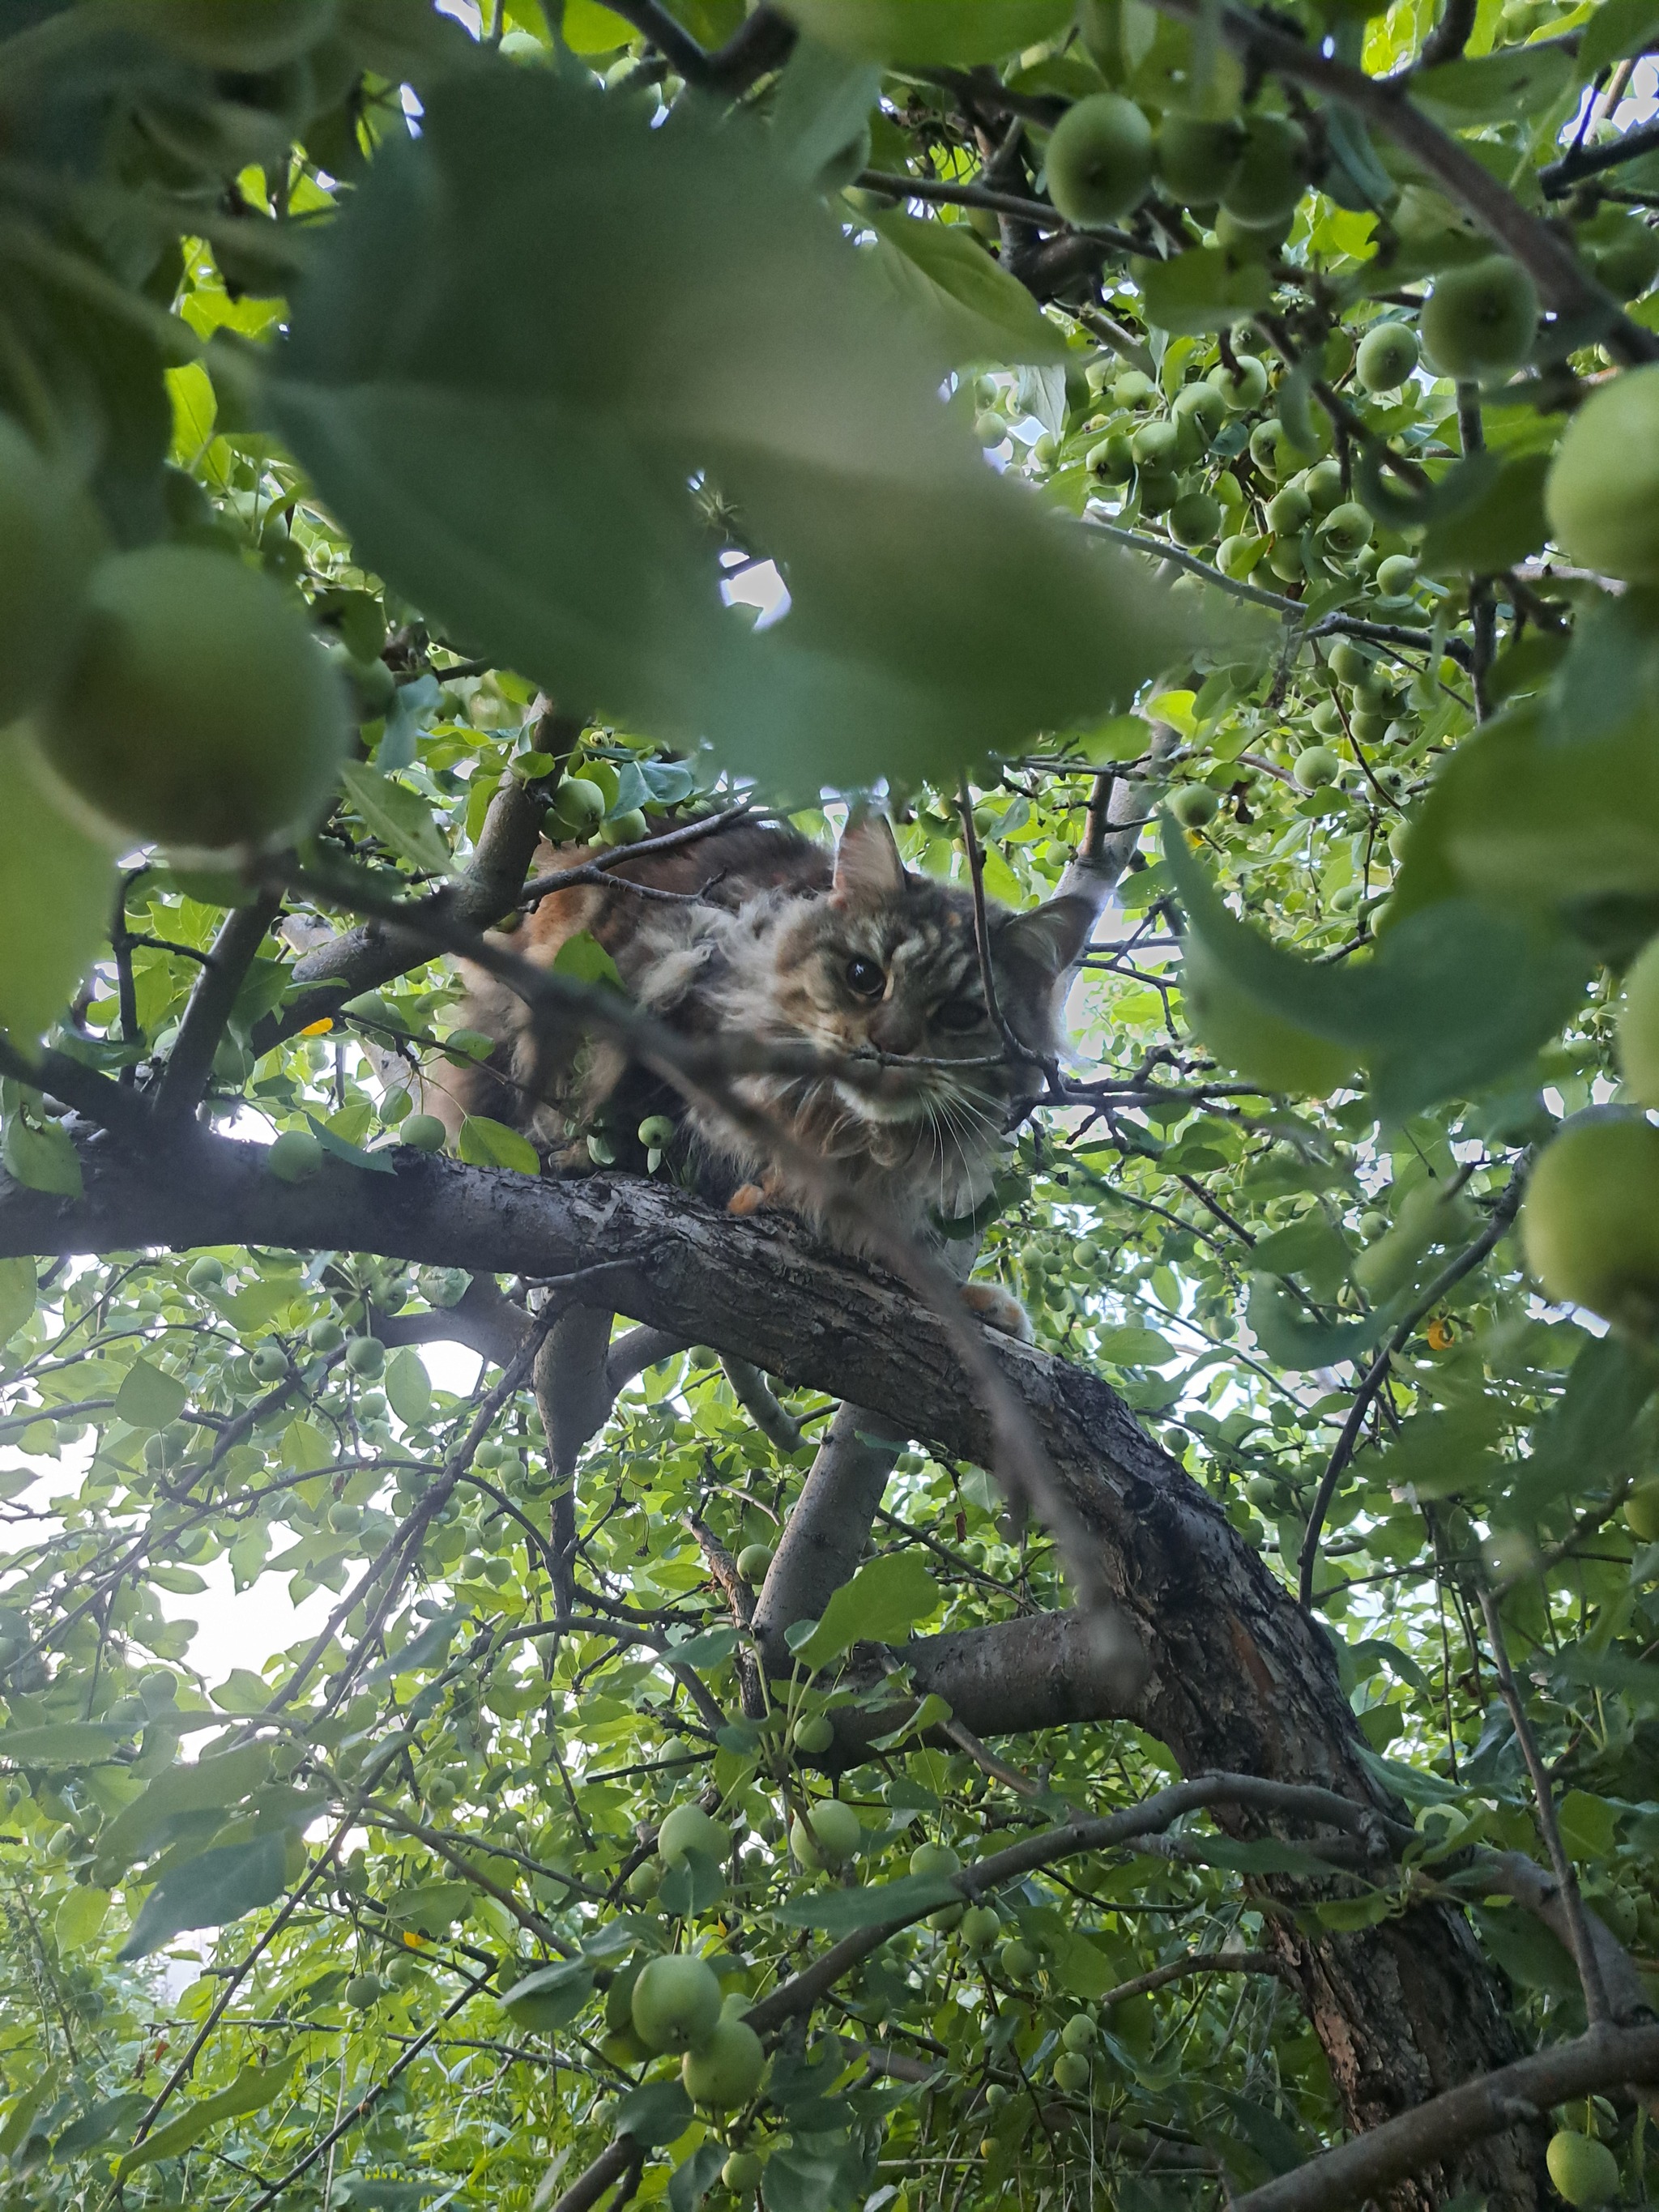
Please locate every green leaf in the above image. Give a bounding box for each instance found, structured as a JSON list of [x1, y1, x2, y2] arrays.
[[613, 2077, 695, 2149], [1094, 1324, 1176, 1366], [456, 1114, 541, 1175], [0, 734, 115, 1048], [551, 931, 624, 991], [0, 1722, 122, 1768], [210, 1668, 276, 1714], [338, 761, 453, 874], [301, 1110, 398, 1174], [1414, 44, 1572, 118], [385, 1346, 433, 1426], [1556, 1789, 1619, 1862], [117, 2060, 294, 2176], [1164, 820, 1591, 1120], [795, 1550, 940, 1667], [670, 2140, 727, 2212], [562, 0, 634, 52], [53, 1886, 110, 1952], [869, 215, 1066, 367], [771, 33, 882, 186], [1049, 1931, 1120, 1998], [774, 0, 1073, 62], [501, 1958, 595, 2031], [269, 69, 1188, 794], [51, 2092, 147, 2162], [117, 1833, 288, 1958], [1419, 452, 1550, 576], [1247, 1281, 1380, 1372], [385, 1879, 473, 1934], [774, 1867, 960, 1931], [95, 1745, 273, 1875], [113, 1359, 188, 1434], [1578, 0, 1659, 75], [2, 1110, 83, 1198], [1135, 248, 1273, 335], [0, 1255, 35, 1344]]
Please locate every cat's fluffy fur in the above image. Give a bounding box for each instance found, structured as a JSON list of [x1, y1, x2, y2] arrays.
[[437, 814, 1097, 1317]]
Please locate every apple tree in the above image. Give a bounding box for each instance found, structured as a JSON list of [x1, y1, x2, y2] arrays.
[[4, 3, 1659, 2210]]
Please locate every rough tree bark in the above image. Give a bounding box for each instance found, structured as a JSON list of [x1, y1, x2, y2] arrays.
[[0, 1140, 1546, 2207]]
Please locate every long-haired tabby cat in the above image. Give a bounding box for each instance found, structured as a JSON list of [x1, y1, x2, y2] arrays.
[[436, 812, 1102, 1336]]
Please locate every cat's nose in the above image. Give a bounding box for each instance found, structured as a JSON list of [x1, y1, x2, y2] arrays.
[[868, 1004, 923, 1055]]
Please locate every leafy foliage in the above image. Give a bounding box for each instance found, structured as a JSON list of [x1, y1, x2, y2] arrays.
[[3, 2, 1659, 2210]]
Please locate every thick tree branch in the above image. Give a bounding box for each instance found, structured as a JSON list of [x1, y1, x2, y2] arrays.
[[1229, 2023, 1659, 2212], [153, 891, 283, 1127], [753, 1399, 908, 1672], [719, 1354, 804, 1453]]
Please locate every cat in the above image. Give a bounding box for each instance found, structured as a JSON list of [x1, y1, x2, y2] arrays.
[[434, 811, 1102, 1336]]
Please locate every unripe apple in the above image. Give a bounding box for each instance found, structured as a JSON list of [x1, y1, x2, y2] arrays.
[[1626, 1478, 1659, 1544], [267, 1130, 326, 1183], [1320, 502, 1374, 557], [598, 808, 648, 846], [1044, 94, 1154, 224], [626, 1860, 662, 1901], [1052, 2049, 1091, 2093], [1170, 490, 1222, 546], [1131, 420, 1180, 471], [1060, 2011, 1097, 2052], [345, 1972, 383, 2009], [250, 1343, 288, 1383], [346, 1335, 385, 1379], [791, 1713, 834, 1756], [998, 1937, 1039, 1979], [1136, 467, 1179, 515], [910, 1840, 961, 1879], [1155, 113, 1244, 205], [1171, 381, 1226, 441], [400, 1113, 448, 1153], [1171, 784, 1218, 829], [974, 410, 1006, 448], [1209, 353, 1269, 410], [638, 1114, 676, 1149], [39, 546, 348, 852], [1594, 224, 1659, 299], [0, 416, 100, 718], [186, 1255, 226, 1292], [1421, 256, 1537, 378], [1219, 113, 1307, 228], [1302, 459, 1344, 514], [1356, 320, 1419, 393], [1294, 745, 1341, 790], [1375, 554, 1418, 595], [1265, 485, 1311, 536], [723, 2150, 765, 2193], [631, 1953, 723, 2052], [959, 1903, 1002, 1951], [790, 1799, 862, 1871], [735, 1542, 774, 1582], [1522, 1115, 1659, 1330], [1545, 2129, 1619, 2208], [545, 774, 606, 835], [1216, 533, 1260, 580], [1085, 433, 1134, 484], [1113, 369, 1157, 408], [1621, 943, 1659, 1110], [657, 1802, 729, 1867], [682, 2013, 766, 2108], [1545, 365, 1659, 582]]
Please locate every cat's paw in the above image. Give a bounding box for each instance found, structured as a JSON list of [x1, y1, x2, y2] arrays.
[[727, 1183, 769, 1217], [961, 1281, 1033, 1341]]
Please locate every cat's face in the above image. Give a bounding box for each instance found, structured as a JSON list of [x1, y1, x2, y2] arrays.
[[755, 815, 1095, 1138]]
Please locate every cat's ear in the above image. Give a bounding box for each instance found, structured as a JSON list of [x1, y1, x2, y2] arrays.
[[997, 893, 1098, 982], [831, 811, 906, 906]]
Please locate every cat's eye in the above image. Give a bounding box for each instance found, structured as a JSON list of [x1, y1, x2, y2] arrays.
[[844, 956, 885, 997], [936, 998, 986, 1033]]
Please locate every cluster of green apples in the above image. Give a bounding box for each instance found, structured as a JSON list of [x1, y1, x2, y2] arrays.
[[0, 417, 348, 858]]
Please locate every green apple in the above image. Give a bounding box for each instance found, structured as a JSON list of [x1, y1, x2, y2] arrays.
[[656, 1802, 729, 1867], [1375, 554, 1418, 595], [1546, 2130, 1619, 2209], [186, 1255, 225, 1292], [723, 2150, 765, 2193], [1169, 490, 1222, 546], [736, 1542, 774, 1582], [959, 1903, 1002, 1951], [1521, 1115, 1659, 1331], [1216, 533, 1260, 579], [1130, 420, 1180, 471], [1265, 485, 1311, 536], [1085, 433, 1134, 483], [1356, 320, 1419, 393], [910, 1840, 960, 1879], [1044, 94, 1154, 224], [1545, 365, 1659, 583], [974, 409, 1006, 448], [791, 1713, 834, 1755], [631, 1953, 723, 2052], [345, 1335, 386, 1379], [39, 546, 348, 853], [1320, 502, 1374, 557], [1302, 459, 1344, 514], [1171, 784, 1218, 829], [267, 1130, 325, 1183], [1293, 745, 1341, 790], [345, 1972, 383, 2008], [400, 1114, 449, 1153], [682, 2013, 766, 2108], [1060, 2012, 1097, 2052], [1209, 353, 1269, 410], [0, 416, 100, 718], [1113, 370, 1157, 408], [791, 1799, 862, 1871], [998, 1937, 1039, 1979], [1155, 113, 1243, 205], [544, 774, 606, 836], [1171, 381, 1226, 442], [598, 808, 649, 846], [1421, 256, 1537, 378], [1626, 1478, 1659, 1543], [1052, 2049, 1090, 2093], [1219, 113, 1307, 228]]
